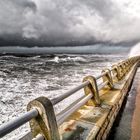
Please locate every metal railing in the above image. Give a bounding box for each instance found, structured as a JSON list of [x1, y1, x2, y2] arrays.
[[0, 56, 140, 140]]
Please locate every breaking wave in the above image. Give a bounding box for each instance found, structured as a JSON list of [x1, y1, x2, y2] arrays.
[[0, 53, 126, 140], [48, 56, 86, 63], [129, 43, 140, 57]]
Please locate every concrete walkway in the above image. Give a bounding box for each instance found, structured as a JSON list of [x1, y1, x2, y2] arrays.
[[108, 68, 140, 140]]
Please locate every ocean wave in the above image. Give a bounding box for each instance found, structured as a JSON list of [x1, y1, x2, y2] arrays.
[[129, 43, 140, 57], [0, 54, 125, 140], [0, 55, 20, 59], [48, 56, 86, 63]]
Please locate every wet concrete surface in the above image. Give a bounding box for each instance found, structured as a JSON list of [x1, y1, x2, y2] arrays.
[[108, 68, 140, 140], [131, 68, 140, 140]]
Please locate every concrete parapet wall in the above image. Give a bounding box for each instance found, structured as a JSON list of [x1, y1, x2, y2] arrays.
[[59, 63, 138, 140]]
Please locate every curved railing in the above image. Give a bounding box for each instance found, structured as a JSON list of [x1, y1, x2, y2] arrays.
[[0, 56, 140, 140]]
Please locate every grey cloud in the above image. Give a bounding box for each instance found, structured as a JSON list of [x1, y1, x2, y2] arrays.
[[0, 0, 140, 46], [79, 0, 119, 20], [0, 0, 36, 35]]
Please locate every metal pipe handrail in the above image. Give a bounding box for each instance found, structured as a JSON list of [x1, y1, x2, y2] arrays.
[[98, 81, 108, 90], [56, 94, 93, 125], [0, 108, 38, 138], [56, 95, 85, 117], [51, 81, 90, 105], [0, 80, 91, 138], [56, 78, 108, 125], [52, 71, 107, 105], [56, 95, 86, 125], [95, 71, 107, 80]]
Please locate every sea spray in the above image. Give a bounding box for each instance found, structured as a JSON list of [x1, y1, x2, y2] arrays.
[[129, 43, 140, 57]]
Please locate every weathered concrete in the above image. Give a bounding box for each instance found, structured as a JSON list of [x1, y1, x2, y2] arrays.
[[6, 56, 139, 140], [131, 69, 140, 140], [107, 68, 140, 140], [58, 64, 138, 140]]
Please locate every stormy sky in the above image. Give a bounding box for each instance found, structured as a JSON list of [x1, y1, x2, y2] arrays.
[[0, 0, 140, 46]]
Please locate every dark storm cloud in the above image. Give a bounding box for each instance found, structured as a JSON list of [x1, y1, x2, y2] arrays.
[[14, 0, 37, 10], [0, 0, 140, 46]]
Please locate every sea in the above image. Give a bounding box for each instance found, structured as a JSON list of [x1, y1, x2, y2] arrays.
[[0, 46, 129, 139]]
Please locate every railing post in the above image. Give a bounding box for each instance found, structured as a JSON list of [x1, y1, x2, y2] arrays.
[[128, 60, 132, 70], [125, 61, 129, 73], [121, 63, 126, 77], [122, 62, 126, 75], [102, 69, 114, 88], [27, 96, 60, 140], [112, 65, 121, 80], [83, 76, 100, 106], [119, 64, 124, 78]]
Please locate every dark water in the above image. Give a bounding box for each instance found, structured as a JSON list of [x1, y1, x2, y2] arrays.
[[0, 54, 125, 139]]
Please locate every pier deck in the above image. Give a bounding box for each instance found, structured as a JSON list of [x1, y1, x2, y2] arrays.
[[108, 68, 140, 140]]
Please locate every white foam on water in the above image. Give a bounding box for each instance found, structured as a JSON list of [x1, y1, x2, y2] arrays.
[[129, 43, 140, 57], [49, 56, 86, 63], [0, 54, 125, 140]]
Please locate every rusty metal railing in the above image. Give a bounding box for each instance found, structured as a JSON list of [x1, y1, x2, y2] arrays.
[[0, 56, 140, 140]]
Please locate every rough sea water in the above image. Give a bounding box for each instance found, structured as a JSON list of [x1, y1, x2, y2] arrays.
[[0, 53, 126, 139]]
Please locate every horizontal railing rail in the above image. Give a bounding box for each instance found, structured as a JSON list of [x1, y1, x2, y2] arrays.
[[0, 56, 140, 140]]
